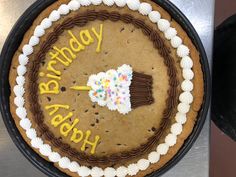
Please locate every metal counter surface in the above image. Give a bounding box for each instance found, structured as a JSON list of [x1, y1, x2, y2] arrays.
[[0, 0, 214, 176]]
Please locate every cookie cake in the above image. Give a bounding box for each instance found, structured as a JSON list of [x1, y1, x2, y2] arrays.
[[9, 0, 204, 176]]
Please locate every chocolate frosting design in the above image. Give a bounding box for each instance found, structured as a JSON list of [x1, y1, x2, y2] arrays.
[[130, 72, 154, 108], [28, 10, 179, 166]]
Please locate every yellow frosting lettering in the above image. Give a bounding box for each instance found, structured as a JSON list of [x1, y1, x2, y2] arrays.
[[39, 80, 59, 95], [45, 104, 101, 154], [71, 128, 84, 143], [51, 112, 73, 127], [39, 72, 61, 80], [80, 30, 94, 46], [47, 60, 61, 76], [53, 46, 76, 62], [49, 52, 70, 66], [46, 74, 61, 80], [39, 72, 45, 77], [45, 104, 70, 116], [81, 130, 100, 154], [91, 24, 103, 53], [60, 118, 79, 137], [68, 30, 85, 52]]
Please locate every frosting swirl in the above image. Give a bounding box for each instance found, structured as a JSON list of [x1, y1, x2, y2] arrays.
[[87, 64, 133, 114]]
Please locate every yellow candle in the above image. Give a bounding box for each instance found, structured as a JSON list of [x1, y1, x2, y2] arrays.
[[70, 86, 92, 91]]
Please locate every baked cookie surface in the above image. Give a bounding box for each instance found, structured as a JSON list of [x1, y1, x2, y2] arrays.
[[9, 0, 204, 176]]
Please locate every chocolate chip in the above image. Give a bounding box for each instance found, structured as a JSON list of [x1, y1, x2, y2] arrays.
[[84, 109, 89, 113], [151, 127, 156, 132], [120, 27, 125, 32], [61, 86, 66, 92], [96, 119, 99, 123], [91, 123, 95, 127], [47, 97, 51, 101], [95, 112, 99, 115]]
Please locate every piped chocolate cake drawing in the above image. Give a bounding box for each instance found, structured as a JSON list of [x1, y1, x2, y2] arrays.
[[71, 64, 154, 114]]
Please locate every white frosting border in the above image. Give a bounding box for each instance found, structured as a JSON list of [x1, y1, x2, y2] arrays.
[[13, 0, 195, 176]]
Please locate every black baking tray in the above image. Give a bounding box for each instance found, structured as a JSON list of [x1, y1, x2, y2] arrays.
[[212, 15, 236, 141], [0, 0, 211, 176]]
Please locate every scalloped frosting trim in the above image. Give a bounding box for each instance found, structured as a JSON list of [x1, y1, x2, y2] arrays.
[[13, 0, 195, 176]]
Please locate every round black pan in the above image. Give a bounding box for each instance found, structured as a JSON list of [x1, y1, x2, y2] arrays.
[[0, 0, 211, 176]]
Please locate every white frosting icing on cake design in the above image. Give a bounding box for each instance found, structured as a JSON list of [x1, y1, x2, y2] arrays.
[[12, 0, 196, 176], [87, 64, 132, 114]]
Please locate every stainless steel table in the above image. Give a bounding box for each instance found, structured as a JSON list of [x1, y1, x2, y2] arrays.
[[0, 0, 214, 176]]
